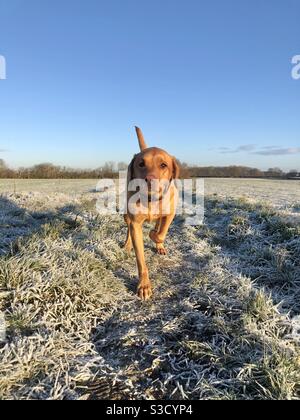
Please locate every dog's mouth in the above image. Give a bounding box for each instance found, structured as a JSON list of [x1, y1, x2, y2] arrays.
[[138, 180, 171, 202]]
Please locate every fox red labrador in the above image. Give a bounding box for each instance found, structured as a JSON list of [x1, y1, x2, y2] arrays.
[[124, 127, 180, 300]]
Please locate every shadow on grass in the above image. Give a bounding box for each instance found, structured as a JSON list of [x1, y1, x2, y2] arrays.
[[0, 196, 83, 256]]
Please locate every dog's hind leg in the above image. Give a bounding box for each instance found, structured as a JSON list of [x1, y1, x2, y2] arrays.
[[123, 215, 133, 253]]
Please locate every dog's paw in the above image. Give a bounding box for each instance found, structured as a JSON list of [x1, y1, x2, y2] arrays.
[[149, 230, 163, 244], [137, 282, 153, 301], [123, 241, 133, 254], [156, 244, 167, 255]]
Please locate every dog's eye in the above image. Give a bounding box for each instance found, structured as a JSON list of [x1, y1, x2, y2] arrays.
[[139, 161, 145, 168], [160, 163, 168, 169]]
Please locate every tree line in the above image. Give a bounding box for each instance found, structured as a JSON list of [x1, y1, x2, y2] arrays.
[[184, 164, 299, 179], [0, 159, 299, 179], [0, 160, 127, 179]]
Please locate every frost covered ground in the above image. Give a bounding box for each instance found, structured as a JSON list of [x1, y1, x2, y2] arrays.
[[0, 179, 300, 400], [1, 178, 300, 209]]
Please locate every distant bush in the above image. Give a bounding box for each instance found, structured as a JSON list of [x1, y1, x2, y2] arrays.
[[0, 161, 120, 179], [0, 159, 297, 179]]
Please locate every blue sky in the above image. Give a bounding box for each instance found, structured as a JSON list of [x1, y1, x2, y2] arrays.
[[0, 0, 300, 170]]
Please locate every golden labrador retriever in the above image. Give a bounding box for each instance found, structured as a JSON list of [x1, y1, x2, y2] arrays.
[[124, 127, 180, 300]]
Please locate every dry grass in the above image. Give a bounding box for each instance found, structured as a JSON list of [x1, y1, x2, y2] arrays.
[[0, 181, 300, 400]]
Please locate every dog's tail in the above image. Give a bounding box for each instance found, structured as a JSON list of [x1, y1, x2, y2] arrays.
[[135, 126, 148, 151]]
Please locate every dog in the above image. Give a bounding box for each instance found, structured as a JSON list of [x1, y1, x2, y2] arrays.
[[124, 127, 180, 301]]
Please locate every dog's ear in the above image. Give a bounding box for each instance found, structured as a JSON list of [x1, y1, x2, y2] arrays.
[[128, 155, 137, 181], [172, 158, 180, 180]]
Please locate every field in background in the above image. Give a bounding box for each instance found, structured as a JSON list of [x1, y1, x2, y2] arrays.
[[0, 179, 300, 400], [1, 178, 300, 209]]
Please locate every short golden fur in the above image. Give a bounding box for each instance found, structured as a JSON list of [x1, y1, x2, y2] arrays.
[[124, 127, 180, 300]]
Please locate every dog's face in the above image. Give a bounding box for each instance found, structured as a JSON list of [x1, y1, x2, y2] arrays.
[[129, 147, 180, 200], [129, 147, 180, 182]]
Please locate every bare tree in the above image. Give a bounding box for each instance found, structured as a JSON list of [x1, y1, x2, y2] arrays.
[[0, 159, 6, 169], [117, 162, 128, 171]]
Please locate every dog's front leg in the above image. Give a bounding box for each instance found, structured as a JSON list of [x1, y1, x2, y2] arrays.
[[130, 222, 152, 301], [150, 214, 175, 255]]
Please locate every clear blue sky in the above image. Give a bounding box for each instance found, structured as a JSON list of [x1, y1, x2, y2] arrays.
[[0, 0, 300, 170]]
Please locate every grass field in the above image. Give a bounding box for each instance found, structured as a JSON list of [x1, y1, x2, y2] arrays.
[[0, 179, 300, 400]]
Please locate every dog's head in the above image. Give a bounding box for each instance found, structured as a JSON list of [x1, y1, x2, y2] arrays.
[[129, 148, 180, 184], [129, 126, 180, 182], [128, 127, 180, 200]]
